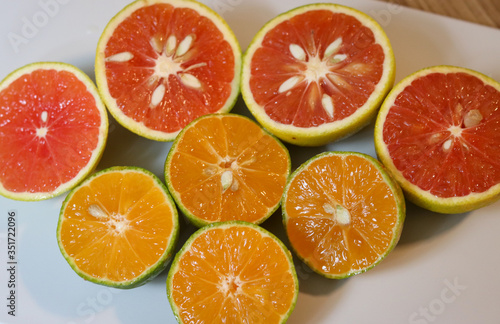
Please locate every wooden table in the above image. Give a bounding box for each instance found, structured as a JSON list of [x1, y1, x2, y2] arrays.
[[377, 0, 500, 28]]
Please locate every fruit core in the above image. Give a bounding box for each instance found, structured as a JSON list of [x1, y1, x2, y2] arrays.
[[323, 202, 351, 226], [106, 33, 206, 108], [219, 275, 242, 296], [88, 204, 130, 235], [277, 37, 364, 118]]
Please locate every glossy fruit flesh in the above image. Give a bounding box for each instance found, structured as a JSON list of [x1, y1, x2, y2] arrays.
[[97, 0, 240, 140], [0, 64, 107, 200], [283, 152, 404, 278], [382, 71, 500, 198], [168, 222, 298, 323], [249, 8, 386, 127]]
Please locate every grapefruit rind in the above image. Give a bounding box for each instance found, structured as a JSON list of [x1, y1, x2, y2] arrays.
[[0, 62, 108, 201], [166, 220, 299, 324], [165, 113, 291, 227], [57, 166, 179, 289], [95, 0, 242, 142], [241, 3, 395, 147], [282, 151, 405, 279], [374, 65, 500, 214]]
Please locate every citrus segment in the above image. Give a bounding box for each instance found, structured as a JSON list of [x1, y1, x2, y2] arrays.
[[241, 3, 395, 146], [57, 166, 178, 288], [0, 62, 108, 201], [375, 65, 500, 213], [95, 0, 241, 141], [165, 113, 290, 227], [167, 221, 298, 324], [282, 152, 405, 278]]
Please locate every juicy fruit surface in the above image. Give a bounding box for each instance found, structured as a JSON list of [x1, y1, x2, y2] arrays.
[[379, 70, 500, 199], [166, 114, 290, 226], [249, 9, 386, 127], [58, 167, 178, 287], [0, 65, 106, 200], [283, 152, 404, 278], [168, 222, 298, 323], [96, 0, 240, 140]]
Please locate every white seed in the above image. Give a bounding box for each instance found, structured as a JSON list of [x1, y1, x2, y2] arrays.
[[41, 111, 48, 123], [289, 43, 306, 61], [151, 84, 166, 107], [221, 170, 233, 191], [88, 204, 108, 219], [331, 54, 347, 63], [335, 205, 351, 225], [180, 73, 202, 89], [278, 75, 302, 93], [442, 139, 453, 151], [166, 35, 177, 55], [176, 35, 193, 57], [106, 52, 133, 62], [321, 94, 334, 118], [150, 37, 163, 53], [463, 109, 483, 128], [324, 37, 342, 58]]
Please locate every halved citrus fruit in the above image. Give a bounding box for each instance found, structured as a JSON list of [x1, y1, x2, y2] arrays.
[[282, 151, 405, 279], [165, 113, 290, 227], [57, 166, 179, 288], [95, 0, 241, 141], [0, 62, 108, 201], [375, 65, 500, 214], [241, 3, 395, 146], [167, 221, 298, 323]]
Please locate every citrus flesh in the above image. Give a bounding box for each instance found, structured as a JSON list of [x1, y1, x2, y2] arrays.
[[0, 62, 108, 201], [167, 221, 298, 324], [282, 152, 405, 279], [95, 0, 241, 141], [375, 66, 500, 214], [241, 3, 395, 146], [165, 113, 290, 227], [57, 166, 179, 288]]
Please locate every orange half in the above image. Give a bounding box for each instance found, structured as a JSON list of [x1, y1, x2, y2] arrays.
[[165, 113, 291, 227], [57, 166, 179, 288], [167, 221, 298, 323], [282, 151, 405, 278]]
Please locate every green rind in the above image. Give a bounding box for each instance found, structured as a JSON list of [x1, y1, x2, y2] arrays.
[[282, 151, 405, 279], [95, 0, 242, 142], [56, 166, 179, 289], [164, 113, 291, 228], [374, 65, 500, 214], [166, 221, 299, 324], [0, 61, 108, 202], [240, 3, 395, 147]]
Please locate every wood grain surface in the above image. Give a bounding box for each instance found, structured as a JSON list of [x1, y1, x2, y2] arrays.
[[377, 0, 500, 28]]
